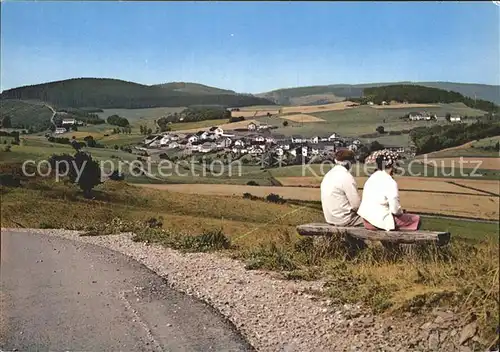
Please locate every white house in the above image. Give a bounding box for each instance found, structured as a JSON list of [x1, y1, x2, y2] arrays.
[[61, 119, 76, 125], [275, 147, 284, 156], [450, 116, 462, 122], [187, 135, 199, 144], [248, 122, 257, 131], [291, 135, 306, 144], [54, 127, 66, 134], [149, 139, 162, 148], [265, 136, 276, 144], [200, 131, 210, 140], [254, 135, 265, 143], [309, 136, 319, 144], [168, 142, 180, 149], [327, 133, 338, 141], [367, 101, 374, 106], [159, 135, 171, 146], [301, 146, 308, 157], [348, 144, 358, 152], [352, 139, 362, 145], [234, 140, 245, 147], [144, 135, 159, 145], [209, 126, 224, 136]]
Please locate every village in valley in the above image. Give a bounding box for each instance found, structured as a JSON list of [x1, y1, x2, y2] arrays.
[[131, 107, 418, 168]]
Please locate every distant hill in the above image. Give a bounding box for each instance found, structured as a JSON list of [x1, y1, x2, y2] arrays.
[[257, 81, 500, 106], [153, 82, 236, 95], [0, 78, 274, 109]]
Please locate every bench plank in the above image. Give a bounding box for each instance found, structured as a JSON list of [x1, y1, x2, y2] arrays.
[[296, 223, 451, 246]]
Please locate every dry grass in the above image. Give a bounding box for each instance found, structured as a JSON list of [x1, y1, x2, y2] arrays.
[[417, 157, 500, 171], [231, 110, 280, 118], [276, 176, 492, 195], [451, 179, 499, 195], [135, 183, 500, 220], [278, 114, 325, 123], [370, 103, 439, 109], [281, 101, 358, 114]]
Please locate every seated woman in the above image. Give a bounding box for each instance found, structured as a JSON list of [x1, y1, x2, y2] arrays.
[[357, 150, 421, 231]]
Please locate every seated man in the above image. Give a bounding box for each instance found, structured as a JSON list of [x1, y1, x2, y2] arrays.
[[320, 150, 362, 227], [358, 150, 421, 231]]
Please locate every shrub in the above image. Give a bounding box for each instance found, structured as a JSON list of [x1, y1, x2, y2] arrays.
[[108, 170, 125, 181], [243, 192, 259, 200], [266, 193, 286, 204], [247, 180, 259, 186], [0, 174, 21, 187], [49, 151, 102, 198]]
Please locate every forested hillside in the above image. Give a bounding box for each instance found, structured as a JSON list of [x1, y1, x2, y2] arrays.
[[258, 82, 500, 105], [410, 121, 500, 154], [0, 78, 274, 109], [362, 85, 499, 112], [153, 82, 236, 95], [0, 100, 53, 132]]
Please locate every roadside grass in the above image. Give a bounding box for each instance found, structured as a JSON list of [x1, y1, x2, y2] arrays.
[[1, 170, 498, 346]]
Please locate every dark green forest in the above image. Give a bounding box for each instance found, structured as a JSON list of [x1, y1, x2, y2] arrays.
[[0, 78, 275, 109], [410, 121, 500, 154], [361, 85, 499, 112]]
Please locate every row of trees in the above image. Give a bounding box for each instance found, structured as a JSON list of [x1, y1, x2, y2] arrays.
[[164, 107, 232, 124], [139, 125, 154, 135], [362, 85, 499, 113], [410, 121, 500, 154], [112, 127, 132, 134]]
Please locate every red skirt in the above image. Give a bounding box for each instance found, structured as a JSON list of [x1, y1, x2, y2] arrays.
[[363, 213, 421, 231]]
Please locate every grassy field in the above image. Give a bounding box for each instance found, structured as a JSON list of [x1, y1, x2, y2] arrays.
[[134, 183, 499, 221], [278, 114, 325, 123], [276, 176, 497, 194], [97, 107, 185, 128], [271, 103, 486, 138], [0, 100, 53, 132], [1, 176, 498, 345]]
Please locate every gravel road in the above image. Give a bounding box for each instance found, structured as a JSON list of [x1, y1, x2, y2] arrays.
[[0, 230, 252, 351]]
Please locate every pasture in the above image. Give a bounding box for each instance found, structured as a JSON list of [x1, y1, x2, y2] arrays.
[[370, 103, 438, 109], [416, 157, 500, 171], [98, 107, 185, 127], [278, 114, 325, 123], [271, 103, 487, 138]]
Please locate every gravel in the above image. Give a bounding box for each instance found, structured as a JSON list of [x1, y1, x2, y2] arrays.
[[4, 228, 485, 352]]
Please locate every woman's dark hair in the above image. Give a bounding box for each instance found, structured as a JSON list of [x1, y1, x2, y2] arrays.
[[376, 155, 393, 170]]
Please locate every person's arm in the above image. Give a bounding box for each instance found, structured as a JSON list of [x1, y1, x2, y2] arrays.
[[344, 177, 361, 211], [387, 179, 403, 216]]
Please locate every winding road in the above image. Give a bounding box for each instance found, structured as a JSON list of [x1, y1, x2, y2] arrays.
[[0, 230, 252, 351]]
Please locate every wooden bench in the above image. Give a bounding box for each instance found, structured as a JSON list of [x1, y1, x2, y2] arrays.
[[296, 223, 451, 250]]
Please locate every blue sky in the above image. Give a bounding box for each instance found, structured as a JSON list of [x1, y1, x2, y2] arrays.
[[1, 1, 499, 93]]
